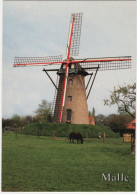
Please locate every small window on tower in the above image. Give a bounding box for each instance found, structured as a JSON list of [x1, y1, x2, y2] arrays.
[[71, 64, 75, 69], [63, 64, 66, 69], [67, 109, 72, 121], [69, 79, 73, 84], [68, 96, 72, 101]]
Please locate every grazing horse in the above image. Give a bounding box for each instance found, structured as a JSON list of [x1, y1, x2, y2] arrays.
[[69, 132, 83, 144]]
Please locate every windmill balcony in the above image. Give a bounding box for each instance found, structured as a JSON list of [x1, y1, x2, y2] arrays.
[[58, 64, 78, 74]]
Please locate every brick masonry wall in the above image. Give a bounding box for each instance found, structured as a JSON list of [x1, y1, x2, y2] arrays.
[[63, 74, 89, 124], [54, 73, 89, 124]]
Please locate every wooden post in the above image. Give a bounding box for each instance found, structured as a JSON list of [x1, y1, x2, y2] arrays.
[[52, 130, 55, 140], [103, 133, 105, 142], [15, 128, 18, 136]]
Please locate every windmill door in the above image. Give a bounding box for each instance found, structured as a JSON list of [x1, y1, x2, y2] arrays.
[[67, 109, 72, 122]]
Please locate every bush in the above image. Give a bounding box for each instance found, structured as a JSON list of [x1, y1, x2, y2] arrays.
[[22, 123, 120, 138]]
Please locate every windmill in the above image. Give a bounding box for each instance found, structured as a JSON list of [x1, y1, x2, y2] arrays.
[[14, 13, 131, 124]]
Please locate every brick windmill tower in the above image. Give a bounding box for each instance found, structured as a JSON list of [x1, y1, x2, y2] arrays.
[[14, 13, 131, 124]]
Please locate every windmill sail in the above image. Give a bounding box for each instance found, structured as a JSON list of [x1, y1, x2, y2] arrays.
[[67, 13, 83, 57], [68, 56, 131, 71], [14, 55, 63, 67], [81, 56, 131, 71]]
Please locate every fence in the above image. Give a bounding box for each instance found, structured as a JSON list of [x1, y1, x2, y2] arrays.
[[123, 133, 131, 143]]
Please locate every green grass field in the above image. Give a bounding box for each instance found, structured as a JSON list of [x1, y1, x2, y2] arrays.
[[2, 132, 135, 191]]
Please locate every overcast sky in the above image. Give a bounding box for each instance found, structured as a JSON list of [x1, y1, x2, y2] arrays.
[[2, 1, 136, 119]]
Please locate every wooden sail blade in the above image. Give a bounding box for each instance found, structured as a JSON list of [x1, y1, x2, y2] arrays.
[[69, 56, 131, 71], [13, 55, 63, 67], [67, 13, 83, 57], [59, 13, 76, 123]]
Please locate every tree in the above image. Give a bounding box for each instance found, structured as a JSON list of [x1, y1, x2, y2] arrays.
[[95, 114, 107, 126], [89, 107, 95, 117], [88, 111, 91, 116], [25, 115, 32, 124], [91, 107, 95, 117], [104, 83, 136, 118], [105, 114, 132, 135], [2, 118, 12, 129], [34, 100, 52, 122], [11, 114, 21, 122], [11, 114, 22, 128]]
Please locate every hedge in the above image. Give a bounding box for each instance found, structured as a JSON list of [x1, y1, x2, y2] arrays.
[[22, 123, 120, 138]]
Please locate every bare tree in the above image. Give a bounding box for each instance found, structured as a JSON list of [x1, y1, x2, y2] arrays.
[[104, 83, 136, 118]]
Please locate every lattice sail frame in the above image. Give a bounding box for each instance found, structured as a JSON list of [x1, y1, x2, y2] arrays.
[[67, 13, 83, 57], [78, 56, 131, 71], [14, 55, 63, 67]]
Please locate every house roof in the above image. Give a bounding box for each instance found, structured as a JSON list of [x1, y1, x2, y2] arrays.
[[126, 118, 136, 130], [89, 116, 95, 125], [130, 119, 136, 124]]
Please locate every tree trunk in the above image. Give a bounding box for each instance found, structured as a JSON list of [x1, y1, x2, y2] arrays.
[[131, 133, 135, 155]]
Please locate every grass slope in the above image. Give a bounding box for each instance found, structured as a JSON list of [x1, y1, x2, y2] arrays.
[[22, 123, 120, 138], [2, 132, 135, 191]]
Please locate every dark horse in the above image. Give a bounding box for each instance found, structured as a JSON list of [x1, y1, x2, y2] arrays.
[[69, 132, 83, 144]]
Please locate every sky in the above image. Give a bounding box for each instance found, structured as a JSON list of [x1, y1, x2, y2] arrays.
[[2, 1, 136, 119]]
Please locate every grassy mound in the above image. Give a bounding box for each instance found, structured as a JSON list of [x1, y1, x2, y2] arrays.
[[22, 123, 119, 138]]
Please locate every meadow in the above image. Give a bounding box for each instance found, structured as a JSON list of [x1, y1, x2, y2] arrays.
[[2, 132, 135, 191]]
